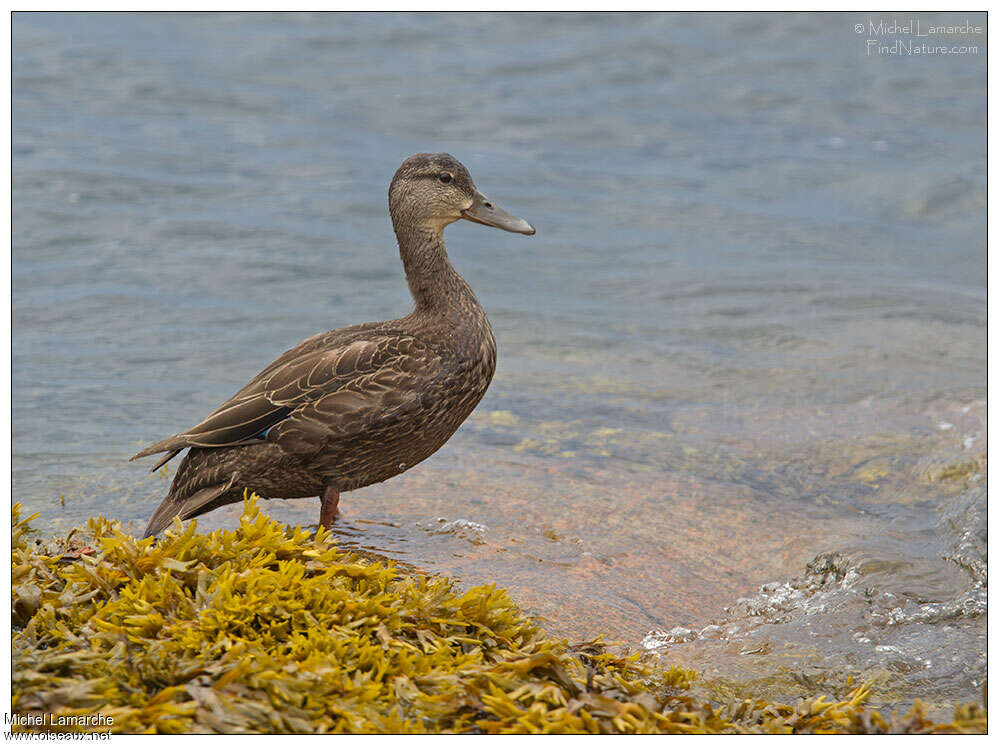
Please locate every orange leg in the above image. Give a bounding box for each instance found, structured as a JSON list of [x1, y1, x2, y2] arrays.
[[319, 486, 340, 528]]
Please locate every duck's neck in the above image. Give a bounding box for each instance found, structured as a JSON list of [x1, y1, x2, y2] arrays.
[[393, 222, 477, 316]]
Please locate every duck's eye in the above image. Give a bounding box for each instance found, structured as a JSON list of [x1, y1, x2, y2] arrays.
[[439, 173, 452, 184]]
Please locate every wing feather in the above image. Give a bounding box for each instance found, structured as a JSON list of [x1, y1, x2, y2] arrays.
[[131, 333, 438, 464]]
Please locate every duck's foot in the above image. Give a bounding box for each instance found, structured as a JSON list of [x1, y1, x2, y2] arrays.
[[319, 486, 340, 528]]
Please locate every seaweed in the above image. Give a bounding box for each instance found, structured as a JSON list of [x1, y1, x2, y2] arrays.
[[11, 497, 987, 734]]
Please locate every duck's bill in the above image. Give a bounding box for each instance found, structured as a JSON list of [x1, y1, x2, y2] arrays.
[[461, 191, 535, 235]]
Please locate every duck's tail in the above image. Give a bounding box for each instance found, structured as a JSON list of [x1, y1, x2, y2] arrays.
[[143, 470, 240, 538]]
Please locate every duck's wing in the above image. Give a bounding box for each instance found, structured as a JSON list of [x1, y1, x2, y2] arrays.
[[131, 333, 439, 468]]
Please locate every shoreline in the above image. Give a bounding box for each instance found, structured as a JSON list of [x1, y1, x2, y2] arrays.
[[11, 496, 986, 735]]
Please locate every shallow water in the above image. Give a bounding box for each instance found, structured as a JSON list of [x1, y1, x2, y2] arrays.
[[13, 12, 986, 713]]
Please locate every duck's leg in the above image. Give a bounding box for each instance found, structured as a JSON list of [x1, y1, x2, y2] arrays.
[[319, 485, 340, 528]]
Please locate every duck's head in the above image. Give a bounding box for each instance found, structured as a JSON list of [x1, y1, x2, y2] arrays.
[[389, 153, 535, 236]]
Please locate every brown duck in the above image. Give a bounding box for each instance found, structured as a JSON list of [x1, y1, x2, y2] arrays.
[[133, 153, 535, 537]]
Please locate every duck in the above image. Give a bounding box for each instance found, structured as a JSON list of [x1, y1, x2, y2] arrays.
[[132, 153, 535, 537]]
